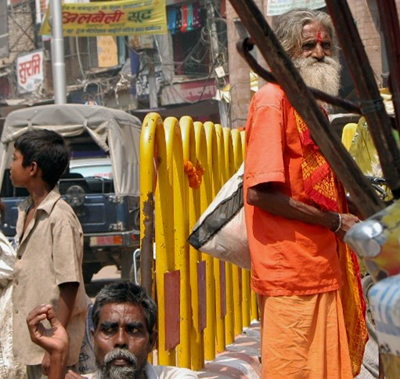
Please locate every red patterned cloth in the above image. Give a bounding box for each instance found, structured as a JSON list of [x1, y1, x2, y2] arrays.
[[295, 111, 368, 376]]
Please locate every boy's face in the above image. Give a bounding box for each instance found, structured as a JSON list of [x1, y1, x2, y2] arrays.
[[10, 149, 31, 188]]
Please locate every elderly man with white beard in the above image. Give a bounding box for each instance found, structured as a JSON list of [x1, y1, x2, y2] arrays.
[[244, 8, 367, 379]]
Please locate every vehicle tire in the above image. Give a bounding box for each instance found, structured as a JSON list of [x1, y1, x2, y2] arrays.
[[120, 249, 133, 281], [83, 262, 102, 283]]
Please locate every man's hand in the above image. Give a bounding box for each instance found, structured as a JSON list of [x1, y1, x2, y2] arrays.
[[27, 304, 69, 355], [335, 213, 360, 241]]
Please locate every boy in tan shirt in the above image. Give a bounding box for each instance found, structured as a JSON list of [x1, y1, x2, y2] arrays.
[[10, 129, 87, 378]]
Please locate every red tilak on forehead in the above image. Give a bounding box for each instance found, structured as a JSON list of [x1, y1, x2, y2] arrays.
[[317, 31, 323, 42]]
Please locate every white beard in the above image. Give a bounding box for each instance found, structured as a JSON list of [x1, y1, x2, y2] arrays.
[[293, 56, 342, 97]]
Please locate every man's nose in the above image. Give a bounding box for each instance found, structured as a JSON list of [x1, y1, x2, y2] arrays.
[[312, 43, 325, 60], [114, 328, 128, 347]]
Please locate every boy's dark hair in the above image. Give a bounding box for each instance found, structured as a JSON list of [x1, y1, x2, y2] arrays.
[[14, 130, 69, 188], [92, 281, 158, 334]]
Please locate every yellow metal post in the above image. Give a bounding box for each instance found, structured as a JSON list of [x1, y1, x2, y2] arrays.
[[140, 113, 159, 295], [222, 127, 235, 345], [164, 117, 191, 368], [230, 129, 244, 336], [180, 116, 205, 370], [211, 124, 226, 352], [151, 115, 176, 366], [239, 130, 253, 326], [194, 121, 216, 362], [140, 113, 160, 365]]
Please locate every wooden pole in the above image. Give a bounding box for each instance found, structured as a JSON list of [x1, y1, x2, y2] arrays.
[[325, 0, 400, 197], [376, 0, 400, 134]]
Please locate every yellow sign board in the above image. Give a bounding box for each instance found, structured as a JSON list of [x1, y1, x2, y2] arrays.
[[40, 0, 167, 37], [97, 36, 118, 67]]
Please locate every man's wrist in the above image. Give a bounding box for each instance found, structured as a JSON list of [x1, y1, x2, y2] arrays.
[[325, 211, 341, 232], [332, 213, 342, 233], [47, 351, 68, 379]]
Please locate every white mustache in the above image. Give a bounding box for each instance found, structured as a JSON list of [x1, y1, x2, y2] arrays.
[[104, 348, 138, 367]]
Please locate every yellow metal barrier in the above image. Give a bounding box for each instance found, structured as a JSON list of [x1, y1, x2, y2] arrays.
[[139, 114, 259, 369], [206, 122, 226, 354]]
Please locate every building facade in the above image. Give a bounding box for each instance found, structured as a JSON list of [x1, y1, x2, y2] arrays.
[[0, 0, 397, 128]]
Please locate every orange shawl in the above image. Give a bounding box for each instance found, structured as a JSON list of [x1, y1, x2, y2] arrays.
[[295, 111, 368, 376]]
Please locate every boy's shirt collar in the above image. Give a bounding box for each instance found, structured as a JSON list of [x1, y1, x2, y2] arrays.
[[18, 186, 61, 215]]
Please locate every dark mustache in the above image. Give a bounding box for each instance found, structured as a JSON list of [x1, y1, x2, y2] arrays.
[[104, 348, 138, 366]]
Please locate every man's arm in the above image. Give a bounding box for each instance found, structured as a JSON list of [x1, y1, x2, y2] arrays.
[[57, 282, 79, 327], [247, 182, 360, 240], [26, 304, 69, 379], [42, 282, 79, 375]]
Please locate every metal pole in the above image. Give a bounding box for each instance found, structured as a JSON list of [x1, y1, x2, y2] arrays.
[[148, 50, 158, 109], [50, 0, 66, 104]]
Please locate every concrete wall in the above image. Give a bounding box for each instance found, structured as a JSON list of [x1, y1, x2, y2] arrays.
[[0, 0, 35, 97], [226, 1, 251, 129], [347, 0, 382, 85]]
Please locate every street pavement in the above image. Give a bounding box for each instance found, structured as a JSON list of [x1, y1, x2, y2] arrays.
[[86, 266, 262, 378], [197, 323, 261, 378]]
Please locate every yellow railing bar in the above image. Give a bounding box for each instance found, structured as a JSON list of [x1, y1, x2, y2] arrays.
[[180, 116, 205, 370], [222, 127, 235, 345], [164, 117, 191, 368], [152, 116, 176, 366], [205, 122, 226, 354], [195, 121, 216, 362], [231, 129, 244, 336]]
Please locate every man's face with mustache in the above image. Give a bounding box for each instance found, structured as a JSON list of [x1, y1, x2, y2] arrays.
[[292, 21, 341, 97], [93, 303, 157, 379]]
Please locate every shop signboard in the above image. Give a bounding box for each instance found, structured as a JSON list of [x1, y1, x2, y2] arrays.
[[40, 0, 167, 37], [16, 50, 44, 94], [267, 0, 326, 16], [161, 79, 217, 105], [97, 36, 119, 67]]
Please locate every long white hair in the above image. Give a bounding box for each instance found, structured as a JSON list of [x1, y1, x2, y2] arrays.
[[274, 8, 339, 59]]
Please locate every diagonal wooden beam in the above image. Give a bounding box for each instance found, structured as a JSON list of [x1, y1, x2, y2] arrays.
[[375, 0, 400, 134], [325, 0, 400, 197], [228, 0, 384, 218]]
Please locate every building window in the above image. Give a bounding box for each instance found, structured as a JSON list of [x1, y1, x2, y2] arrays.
[[168, 3, 210, 77]]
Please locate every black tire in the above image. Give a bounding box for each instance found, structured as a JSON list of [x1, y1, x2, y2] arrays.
[[83, 262, 102, 283]]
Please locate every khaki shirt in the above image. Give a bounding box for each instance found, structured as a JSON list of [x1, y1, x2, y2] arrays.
[[12, 188, 88, 366]]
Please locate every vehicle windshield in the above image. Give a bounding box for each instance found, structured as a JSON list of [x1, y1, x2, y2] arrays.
[[70, 163, 113, 180], [59, 160, 114, 195]]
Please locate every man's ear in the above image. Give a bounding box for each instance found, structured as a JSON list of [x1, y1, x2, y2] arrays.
[[29, 161, 39, 177], [148, 330, 158, 352]]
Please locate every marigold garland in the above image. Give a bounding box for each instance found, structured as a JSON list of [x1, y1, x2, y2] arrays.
[[184, 159, 205, 188]]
